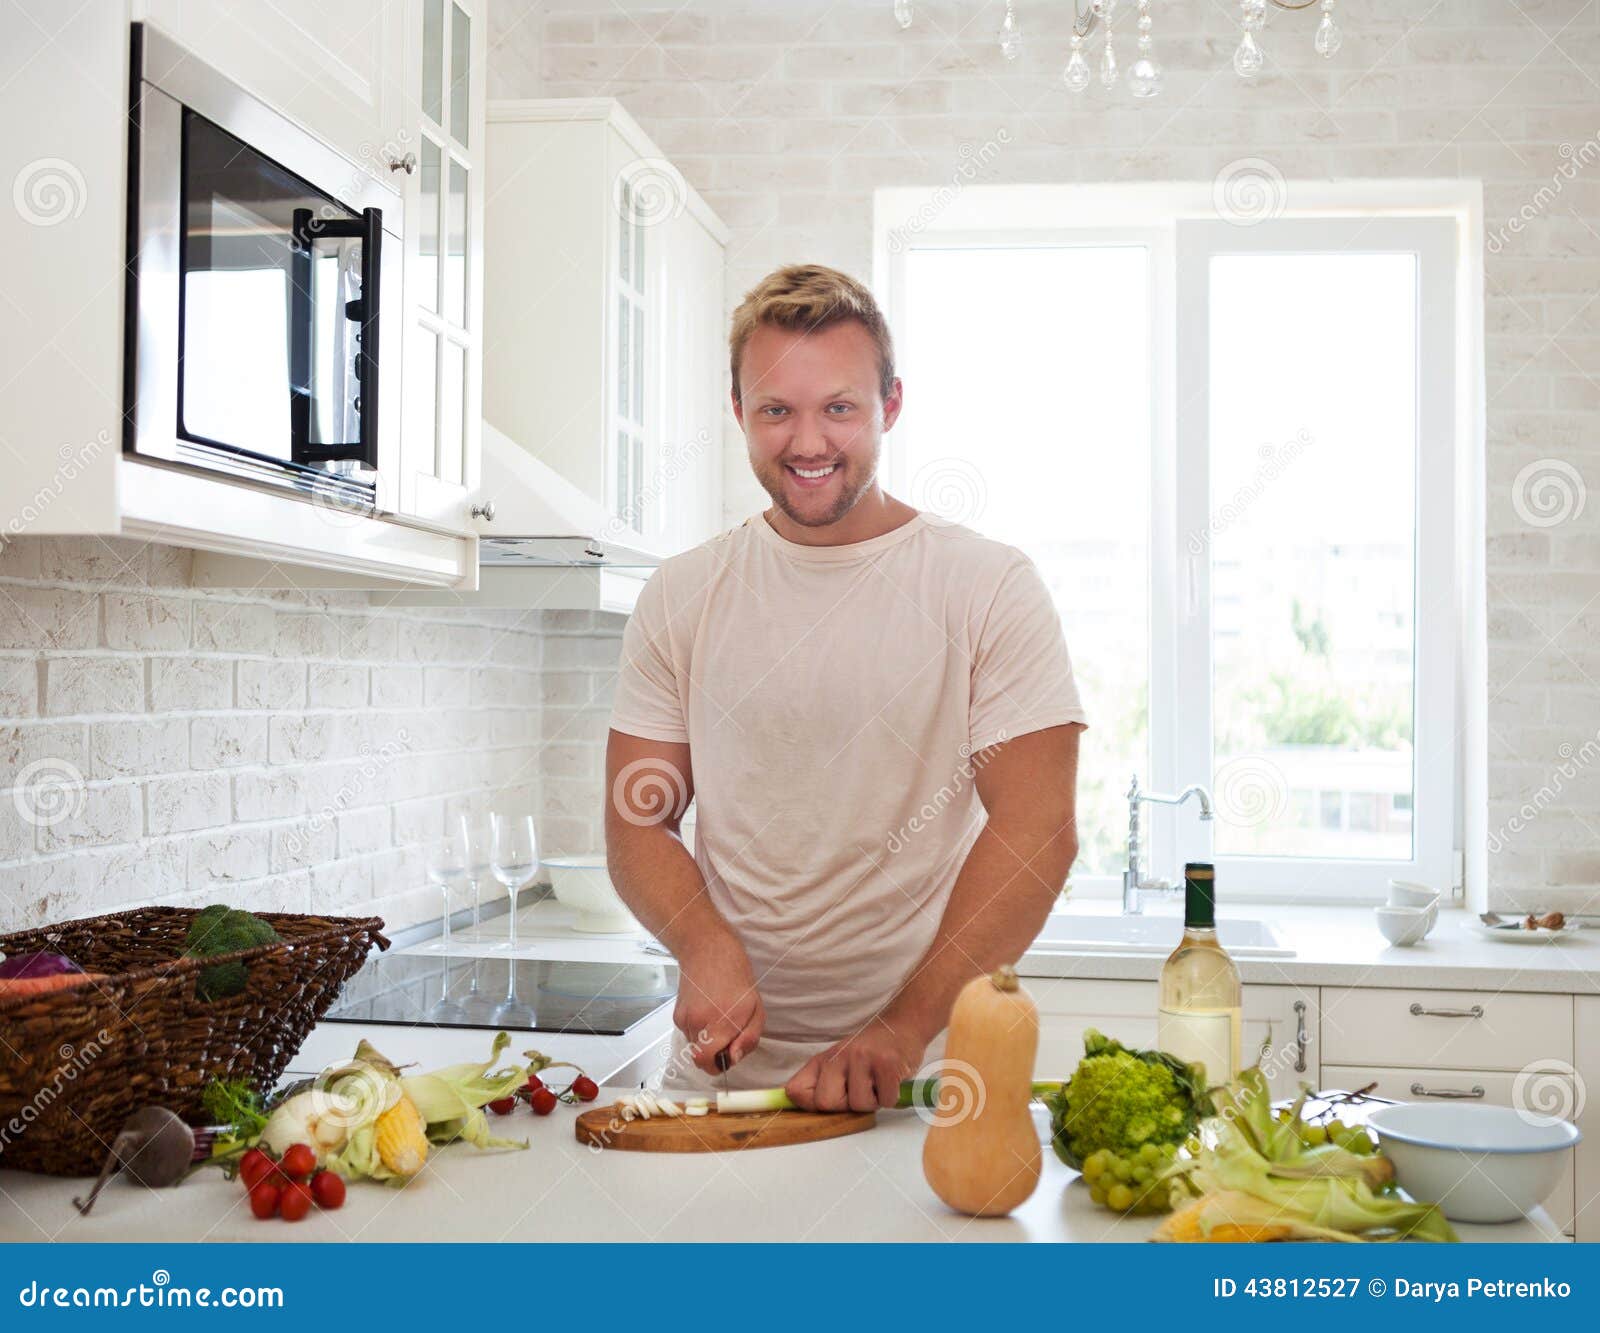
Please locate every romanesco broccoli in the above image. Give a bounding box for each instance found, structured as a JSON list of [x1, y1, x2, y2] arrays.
[[1043, 1029, 1216, 1169]]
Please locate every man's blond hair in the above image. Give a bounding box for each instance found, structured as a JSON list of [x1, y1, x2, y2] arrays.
[[728, 263, 895, 406]]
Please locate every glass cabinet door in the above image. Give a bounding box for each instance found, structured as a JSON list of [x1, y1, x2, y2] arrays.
[[612, 177, 649, 535], [400, 0, 482, 522]]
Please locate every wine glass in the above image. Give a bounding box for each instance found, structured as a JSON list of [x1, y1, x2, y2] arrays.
[[490, 811, 539, 1026], [426, 827, 469, 1023], [458, 808, 497, 1019]]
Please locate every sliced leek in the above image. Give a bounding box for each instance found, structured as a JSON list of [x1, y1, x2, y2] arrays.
[[716, 1078, 942, 1115]]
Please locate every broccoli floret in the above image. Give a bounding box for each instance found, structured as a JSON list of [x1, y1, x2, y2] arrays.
[[183, 907, 279, 1000], [1043, 1029, 1216, 1169]]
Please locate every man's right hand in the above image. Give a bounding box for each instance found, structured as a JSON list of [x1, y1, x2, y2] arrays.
[[673, 928, 764, 1075]]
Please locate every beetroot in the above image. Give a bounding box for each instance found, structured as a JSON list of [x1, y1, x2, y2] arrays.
[[0, 951, 82, 979]]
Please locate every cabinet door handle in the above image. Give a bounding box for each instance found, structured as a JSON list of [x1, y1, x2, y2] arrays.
[[1292, 999, 1308, 1073], [1410, 1082, 1485, 1099], [1408, 1002, 1483, 1019], [388, 151, 418, 175], [471, 500, 496, 522]]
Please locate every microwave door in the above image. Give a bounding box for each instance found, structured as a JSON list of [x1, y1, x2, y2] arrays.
[[288, 206, 381, 473]]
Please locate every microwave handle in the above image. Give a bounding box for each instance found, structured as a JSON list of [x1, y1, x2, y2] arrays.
[[289, 206, 381, 470]]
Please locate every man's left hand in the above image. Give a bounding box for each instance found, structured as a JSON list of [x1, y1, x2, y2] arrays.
[[784, 1017, 927, 1113]]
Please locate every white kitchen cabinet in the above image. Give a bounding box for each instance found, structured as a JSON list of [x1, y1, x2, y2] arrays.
[[1574, 997, 1597, 1243], [135, 0, 404, 186], [1028, 977, 1318, 1099], [482, 99, 728, 559], [396, 0, 486, 528]]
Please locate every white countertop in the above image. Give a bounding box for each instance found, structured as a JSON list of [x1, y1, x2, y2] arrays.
[[0, 1092, 1561, 1244], [435, 897, 1600, 995], [1017, 902, 1600, 993]]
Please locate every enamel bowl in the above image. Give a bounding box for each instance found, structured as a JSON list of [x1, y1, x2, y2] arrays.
[[1367, 1102, 1581, 1223], [1375, 903, 1431, 947], [543, 855, 639, 934]]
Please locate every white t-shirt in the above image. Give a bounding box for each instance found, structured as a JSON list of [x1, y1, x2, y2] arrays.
[[610, 511, 1088, 1057]]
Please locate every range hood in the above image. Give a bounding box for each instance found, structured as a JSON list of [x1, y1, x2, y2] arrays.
[[476, 420, 661, 570], [388, 422, 659, 613]]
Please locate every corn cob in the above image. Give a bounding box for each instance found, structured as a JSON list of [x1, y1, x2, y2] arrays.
[[374, 1095, 429, 1177]]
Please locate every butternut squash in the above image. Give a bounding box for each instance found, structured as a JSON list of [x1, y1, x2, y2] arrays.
[[921, 964, 1041, 1217]]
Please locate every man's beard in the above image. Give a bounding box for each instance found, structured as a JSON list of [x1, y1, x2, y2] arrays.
[[752, 453, 876, 529]]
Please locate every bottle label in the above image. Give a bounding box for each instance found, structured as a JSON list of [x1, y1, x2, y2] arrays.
[[1158, 1006, 1237, 1086]]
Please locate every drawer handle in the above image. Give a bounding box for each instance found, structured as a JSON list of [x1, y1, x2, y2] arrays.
[[1408, 1003, 1484, 1019], [1292, 999, 1308, 1073], [1410, 1082, 1485, 1099]]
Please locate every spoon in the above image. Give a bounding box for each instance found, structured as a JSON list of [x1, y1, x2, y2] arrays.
[[73, 1107, 197, 1216]]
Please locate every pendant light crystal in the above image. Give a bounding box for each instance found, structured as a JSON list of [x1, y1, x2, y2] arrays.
[[1314, 0, 1342, 57], [1097, 0, 1118, 87], [1063, 31, 1092, 92], [893, 0, 914, 30], [1129, 0, 1162, 97], [998, 1, 1022, 60], [1234, 0, 1266, 78]]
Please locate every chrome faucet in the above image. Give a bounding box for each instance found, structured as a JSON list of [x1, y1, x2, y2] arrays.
[[1123, 773, 1214, 915]]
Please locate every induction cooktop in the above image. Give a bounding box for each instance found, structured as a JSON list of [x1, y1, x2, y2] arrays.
[[323, 953, 677, 1036]]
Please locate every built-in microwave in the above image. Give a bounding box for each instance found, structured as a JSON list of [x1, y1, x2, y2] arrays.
[[124, 23, 402, 512]]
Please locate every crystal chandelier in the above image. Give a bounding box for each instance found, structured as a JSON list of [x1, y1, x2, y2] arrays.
[[888, 0, 1345, 96]]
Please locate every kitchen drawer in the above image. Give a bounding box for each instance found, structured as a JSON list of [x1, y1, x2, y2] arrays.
[[1575, 997, 1599, 1244], [1321, 1063, 1575, 1235], [1321, 987, 1571, 1071]]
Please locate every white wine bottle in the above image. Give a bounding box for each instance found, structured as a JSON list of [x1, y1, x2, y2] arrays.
[[1157, 862, 1242, 1086]]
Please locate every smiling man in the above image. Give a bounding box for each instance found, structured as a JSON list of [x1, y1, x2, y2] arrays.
[[605, 263, 1087, 1111]]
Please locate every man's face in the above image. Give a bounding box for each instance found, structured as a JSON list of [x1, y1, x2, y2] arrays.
[[734, 321, 903, 529]]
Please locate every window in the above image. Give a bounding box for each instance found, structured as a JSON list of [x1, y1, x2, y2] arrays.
[[883, 199, 1459, 900]]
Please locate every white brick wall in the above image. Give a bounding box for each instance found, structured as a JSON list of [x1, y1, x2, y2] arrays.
[[0, 537, 627, 937], [491, 0, 1600, 912]]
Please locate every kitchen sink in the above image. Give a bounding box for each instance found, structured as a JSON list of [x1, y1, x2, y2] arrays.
[[1033, 913, 1294, 959]]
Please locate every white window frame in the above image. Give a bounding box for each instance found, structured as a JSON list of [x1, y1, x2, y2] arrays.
[[875, 183, 1481, 905]]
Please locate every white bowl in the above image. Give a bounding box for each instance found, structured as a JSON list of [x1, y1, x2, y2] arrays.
[[1387, 878, 1438, 909], [1367, 1102, 1581, 1223], [543, 855, 639, 934], [1375, 903, 1431, 947]]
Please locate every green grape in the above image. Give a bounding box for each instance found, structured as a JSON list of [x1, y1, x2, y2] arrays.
[[1131, 1164, 1152, 1184], [1082, 1153, 1106, 1182], [1138, 1142, 1161, 1164], [1111, 1157, 1133, 1182], [1300, 1123, 1329, 1145], [1106, 1183, 1134, 1212], [1089, 1184, 1108, 1206]]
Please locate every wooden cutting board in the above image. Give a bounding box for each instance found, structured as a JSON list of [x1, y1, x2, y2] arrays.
[[574, 1105, 876, 1153]]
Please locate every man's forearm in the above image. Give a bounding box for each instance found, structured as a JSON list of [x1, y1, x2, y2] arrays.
[[879, 812, 1076, 1047], [605, 819, 730, 957]]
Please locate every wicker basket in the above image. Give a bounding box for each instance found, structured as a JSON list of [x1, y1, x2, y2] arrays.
[[0, 906, 387, 1176]]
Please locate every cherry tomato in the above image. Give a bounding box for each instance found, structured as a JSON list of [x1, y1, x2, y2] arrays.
[[524, 1074, 545, 1095], [279, 1143, 317, 1180], [488, 1096, 517, 1116], [278, 1180, 313, 1222], [248, 1182, 282, 1221], [571, 1075, 599, 1103], [529, 1086, 558, 1116], [238, 1148, 273, 1190], [309, 1170, 346, 1210]]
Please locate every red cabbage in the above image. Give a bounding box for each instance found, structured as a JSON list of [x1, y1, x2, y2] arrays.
[[0, 951, 82, 980]]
